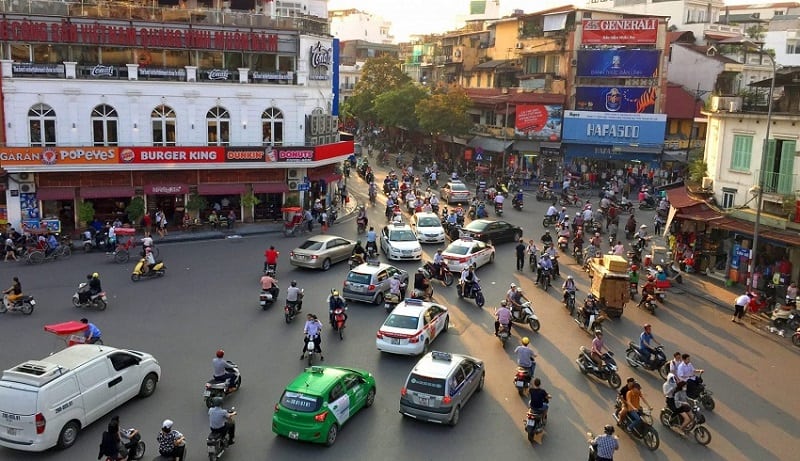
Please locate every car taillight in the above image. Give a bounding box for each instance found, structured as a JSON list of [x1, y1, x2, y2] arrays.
[[368, 284, 376, 291], [35, 413, 45, 434], [408, 333, 421, 343], [314, 411, 328, 422], [205, 383, 211, 389], [400, 387, 407, 396], [376, 330, 384, 339], [443, 396, 452, 404], [458, 257, 469, 263]]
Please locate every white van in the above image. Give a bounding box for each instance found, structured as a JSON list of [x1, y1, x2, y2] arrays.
[[0, 344, 161, 452]]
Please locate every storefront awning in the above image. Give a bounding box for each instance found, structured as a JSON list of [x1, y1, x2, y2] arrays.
[[325, 174, 342, 184], [712, 218, 800, 247], [468, 136, 513, 153], [513, 140, 540, 152], [81, 186, 135, 199], [437, 134, 469, 145], [252, 182, 289, 194], [36, 187, 75, 201], [197, 184, 247, 195]]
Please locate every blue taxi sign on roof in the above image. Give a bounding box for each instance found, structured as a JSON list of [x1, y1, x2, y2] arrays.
[[431, 351, 452, 361], [404, 298, 424, 305]]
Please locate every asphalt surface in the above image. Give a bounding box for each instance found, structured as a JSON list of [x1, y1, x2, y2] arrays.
[[0, 166, 797, 461]]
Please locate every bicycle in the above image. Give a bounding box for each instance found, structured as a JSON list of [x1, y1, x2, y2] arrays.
[[25, 245, 71, 264]]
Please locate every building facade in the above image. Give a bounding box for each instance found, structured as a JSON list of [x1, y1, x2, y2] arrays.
[[0, 0, 350, 232]]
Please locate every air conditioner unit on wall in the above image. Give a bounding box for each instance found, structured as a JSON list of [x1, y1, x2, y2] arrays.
[[287, 181, 299, 191], [286, 169, 301, 181], [19, 183, 36, 194], [18, 173, 33, 183], [515, 42, 523, 49]]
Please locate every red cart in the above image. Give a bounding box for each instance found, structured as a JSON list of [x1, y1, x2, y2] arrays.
[[44, 320, 103, 347]]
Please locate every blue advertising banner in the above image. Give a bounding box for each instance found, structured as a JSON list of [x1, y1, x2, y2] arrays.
[[332, 38, 340, 116], [562, 110, 666, 146], [576, 50, 660, 77], [575, 87, 657, 113], [563, 144, 661, 167]]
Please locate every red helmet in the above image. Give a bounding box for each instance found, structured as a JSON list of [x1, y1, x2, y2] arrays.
[[216, 349, 224, 358], [630, 264, 639, 271]]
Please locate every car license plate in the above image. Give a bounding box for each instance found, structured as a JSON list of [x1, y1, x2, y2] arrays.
[[203, 390, 211, 397], [419, 397, 429, 406], [6, 427, 17, 436], [515, 380, 524, 388], [391, 338, 400, 345], [288, 431, 299, 440], [402, 250, 411, 256]]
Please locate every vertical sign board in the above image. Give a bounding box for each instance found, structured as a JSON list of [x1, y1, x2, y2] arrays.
[[332, 38, 340, 116]]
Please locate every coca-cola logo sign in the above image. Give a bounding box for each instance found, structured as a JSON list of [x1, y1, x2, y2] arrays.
[[207, 69, 230, 81], [309, 41, 332, 81], [91, 65, 116, 78]]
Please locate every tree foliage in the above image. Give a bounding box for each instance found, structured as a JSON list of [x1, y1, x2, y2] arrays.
[[688, 158, 708, 183], [415, 86, 472, 137], [344, 55, 411, 122], [373, 83, 429, 130]]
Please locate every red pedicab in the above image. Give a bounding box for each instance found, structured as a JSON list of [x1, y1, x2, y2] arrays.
[[44, 320, 103, 348], [282, 207, 305, 237], [107, 227, 137, 263]]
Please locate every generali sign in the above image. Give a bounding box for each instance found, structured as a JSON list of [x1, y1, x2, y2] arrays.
[[581, 18, 659, 45]]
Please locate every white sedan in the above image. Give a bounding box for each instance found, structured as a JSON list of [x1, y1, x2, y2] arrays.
[[376, 299, 449, 355], [380, 223, 423, 260], [411, 212, 446, 243], [441, 237, 495, 272]]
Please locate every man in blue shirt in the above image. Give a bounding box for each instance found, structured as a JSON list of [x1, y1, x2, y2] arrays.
[[365, 227, 377, 255], [208, 397, 236, 445], [638, 324, 662, 366], [301, 314, 323, 361], [514, 337, 537, 378], [537, 254, 553, 285], [46, 233, 59, 256], [80, 318, 102, 344]]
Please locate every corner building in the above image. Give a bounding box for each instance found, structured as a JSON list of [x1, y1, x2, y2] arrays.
[[0, 0, 350, 232]]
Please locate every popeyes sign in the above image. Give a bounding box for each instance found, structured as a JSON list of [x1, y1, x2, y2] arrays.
[[581, 18, 659, 45], [0, 147, 117, 166]]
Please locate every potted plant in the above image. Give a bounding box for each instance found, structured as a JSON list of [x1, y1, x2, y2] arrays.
[[78, 201, 95, 228], [240, 190, 261, 223], [125, 196, 145, 227], [185, 193, 208, 220], [283, 193, 300, 208]]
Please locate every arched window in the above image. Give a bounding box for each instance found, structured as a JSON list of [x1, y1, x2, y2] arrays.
[[91, 104, 119, 146], [151, 105, 176, 146], [28, 103, 56, 147], [261, 107, 283, 146], [206, 106, 230, 146]]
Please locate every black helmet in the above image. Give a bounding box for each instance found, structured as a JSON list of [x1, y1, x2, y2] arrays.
[[211, 397, 224, 407], [604, 424, 615, 435], [291, 280, 297, 287]]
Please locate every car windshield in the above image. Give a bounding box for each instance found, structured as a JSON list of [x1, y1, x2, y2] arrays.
[[445, 244, 471, 255], [280, 390, 322, 412], [464, 221, 488, 232], [389, 230, 417, 241], [298, 240, 324, 250], [418, 217, 441, 227], [406, 374, 446, 396], [450, 183, 468, 191], [346, 272, 372, 284], [384, 314, 420, 330]]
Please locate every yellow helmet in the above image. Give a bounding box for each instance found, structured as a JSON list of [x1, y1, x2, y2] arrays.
[[521, 337, 530, 345], [92, 272, 99, 278]]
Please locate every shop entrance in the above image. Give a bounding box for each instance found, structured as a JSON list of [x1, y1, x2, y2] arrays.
[[147, 194, 184, 227], [254, 193, 282, 221], [40, 199, 76, 232], [201, 194, 241, 221], [91, 198, 131, 225]]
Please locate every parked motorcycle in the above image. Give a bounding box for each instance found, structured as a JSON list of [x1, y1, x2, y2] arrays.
[[131, 258, 166, 282], [259, 283, 280, 310], [82, 229, 106, 253], [576, 347, 621, 388], [204, 361, 241, 408], [513, 366, 533, 396], [423, 261, 455, 286], [660, 401, 711, 445], [510, 301, 541, 332], [612, 406, 660, 451], [331, 306, 347, 340], [1, 294, 36, 315], [458, 280, 485, 307], [771, 307, 800, 330], [206, 408, 235, 460], [72, 282, 108, 310], [625, 344, 668, 379], [574, 306, 608, 334]]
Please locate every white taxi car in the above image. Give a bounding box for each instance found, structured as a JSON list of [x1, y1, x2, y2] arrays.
[[411, 212, 446, 244], [380, 223, 423, 260], [376, 299, 449, 355], [440, 237, 495, 272]]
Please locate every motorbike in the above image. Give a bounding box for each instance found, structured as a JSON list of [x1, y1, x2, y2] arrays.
[[660, 401, 712, 445], [349, 254, 366, 269], [423, 261, 455, 286], [529, 253, 538, 272], [792, 327, 800, 347], [637, 294, 657, 314], [524, 404, 549, 443], [72, 282, 108, 310], [687, 378, 715, 412], [284, 296, 303, 323], [458, 279, 485, 307], [494, 201, 504, 217], [629, 281, 638, 301], [536, 190, 554, 202], [264, 263, 277, 277], [512, 196, 524, 211], [206, 408, 235, 460], [305, 335, 320, 366], [259, 283, 279, 310], [511, 301, 541, 332], [204, 361, 241, 408], [102, 427, 146, 461], [542, 214, 557, 228], [771, 307, 800, 330], [612, 405, 660, 451], [357, 217, 368, 234], [574, 306, 607, 334], [366, 242, 378, 260], [331, 306, 347, 340], [538, 268, 552, 291], [1, 294, 36, 315], [131, 258, 166, 282], [82, 230, 106, 253], [559, 193, 580, 207], [384, 290, 404, 313], [625, 344, 669, 379], [564, 290, 576, 315], [576, 347, 621, 388], [497, 323, 511, 346], [639, 201, 656, 210], [573, 245, 583, 264], [557, 236, 569, 252], [513, 366, 533, 396]]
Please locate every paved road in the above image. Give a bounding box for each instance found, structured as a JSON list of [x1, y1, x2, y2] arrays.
[[0, 169, 797, 461]]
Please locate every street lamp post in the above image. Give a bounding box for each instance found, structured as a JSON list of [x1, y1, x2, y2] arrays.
[[501, 101, 509, 178], [746, 53, 777, 293]]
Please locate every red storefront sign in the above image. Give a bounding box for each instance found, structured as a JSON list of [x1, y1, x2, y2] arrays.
[[144, 184, 189, 195], [273, 146, 315, 162], [119, 147, 225, 164], [581, 18, 659, 45], [314, 141, 354, 162], [225, 147, 266, 162], [515, 105, 549, 133]]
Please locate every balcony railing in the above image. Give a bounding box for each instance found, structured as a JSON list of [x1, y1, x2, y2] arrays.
[[757, 170, 798, 196]]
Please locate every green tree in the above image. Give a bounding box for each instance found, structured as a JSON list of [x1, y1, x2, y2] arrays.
[[415, 85, 472, 137], [373, 83, 428, 130], [688, 158, 709, 183], [344, 55, 411, 122]]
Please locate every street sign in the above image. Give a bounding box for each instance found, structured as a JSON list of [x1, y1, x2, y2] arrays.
[[474, 152, 483, 161], [298, 183, 310, 191]]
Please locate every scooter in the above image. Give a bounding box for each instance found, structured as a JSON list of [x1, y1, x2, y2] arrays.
[[331, 306, 347, 340], [576, 347, 621, 388], [564, 290, 577, 315], [612, 405, 660, 451], [458, 279, 485, 307], [511, 301, 541, 332], [538, 268, 552, 291], [542, 215, 557, 228], [72, 283, 108, 310], [264, 263, 277, 277], [423, 261, 455, 286], [557, 236, 569, 252], [349, 254, 365, 269], [524, 404, 549, 443], [629, 281, 638, 301], [284, 295, 303, 324], [638, 294, 658, 314], [574, 306, 607, 334], [659, 401, 711, 445], [512, 196, 524, 211], [304, 335, 320, 366], [384, 290, 404, 313], [204, 361, 241, 408], [792, 327, 800, 347], [366, 242, 378, 260], [206, 408, 235, 460], [1, 294, 36, 315], [625, 344, 669, 379], [573, 246, 583, 264], [494, 201, 504, 217], [771, 306, 800, 330], [103, 427, 146, 461], [497, 323, 511, 346], [131, 258, 166, 282], [259, 283, 280, 310], [513, 367, 533, 396]]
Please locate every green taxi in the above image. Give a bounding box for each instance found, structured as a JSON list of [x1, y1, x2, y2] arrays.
[[272, 366, 377, 446]]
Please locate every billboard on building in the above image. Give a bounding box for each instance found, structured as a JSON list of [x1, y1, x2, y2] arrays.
[[0, 146, 118, 166], [575, 87, 657, 113], [562, 110, 667, 146], [513, 105, 563, 141], [576, 50, 660, 77], [581, 18, 659, 44]]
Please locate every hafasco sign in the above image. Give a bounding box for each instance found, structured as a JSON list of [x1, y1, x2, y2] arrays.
[[119, 147, 225, 163], [562, 111, 666, 146], [309, 41, 332, 81], [0, 147, 117, 165], [581, 18, 659, 44]]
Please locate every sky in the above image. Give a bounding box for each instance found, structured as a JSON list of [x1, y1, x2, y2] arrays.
[[328, 0, 760, 43]]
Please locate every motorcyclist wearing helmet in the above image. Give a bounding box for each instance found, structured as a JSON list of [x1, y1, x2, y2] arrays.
[[459, 264, 478, 298], [629, 264, 640, 287], [514, 337, 537, 378], [495, 300, 512, 336], [208, 397, 236, 445], [389, 273, 403, 298], [562, 275, 577, 304], [431, 248, 446, 282], [143, 246, 157, 274], [508, 286, 529, 314], [212, 350, 237, 390], [540, 229, 553, 246], [351, 241, 366, 266], [286, 280, 303, 312], [581, 294, 599, 329], [327, 289, 347, 327], [638, 275, 656, 308], [78, 272, 102, 304], [414, 267, 432, 300], [536, 253, 554, 285], [591, 424, 619, 460], [638, 324, 662, 366]]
